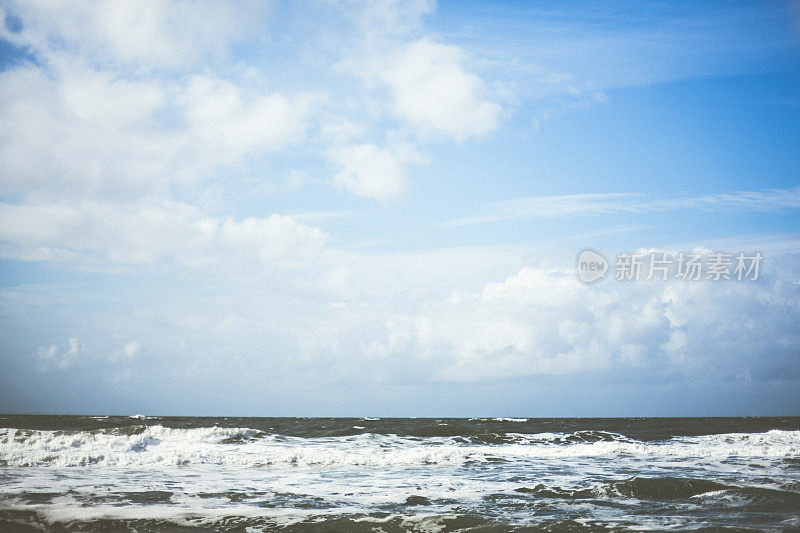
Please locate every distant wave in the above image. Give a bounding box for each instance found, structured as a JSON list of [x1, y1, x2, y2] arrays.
[[470, 417, 529, 422]]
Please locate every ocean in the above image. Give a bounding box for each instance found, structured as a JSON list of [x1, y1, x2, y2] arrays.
[[0, 416, 799, 531]]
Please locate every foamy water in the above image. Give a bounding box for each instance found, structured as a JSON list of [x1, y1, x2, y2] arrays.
[[1, 416, 798, 531]]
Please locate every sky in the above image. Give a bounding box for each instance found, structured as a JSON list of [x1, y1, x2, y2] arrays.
[[0, 0, 799, 416]]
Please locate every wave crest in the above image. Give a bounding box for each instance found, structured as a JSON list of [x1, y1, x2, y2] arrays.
[[1, 427, 798, 468]]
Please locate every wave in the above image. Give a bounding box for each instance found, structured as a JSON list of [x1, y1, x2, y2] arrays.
[[0, 426, 269, 467], [470, 418, 528, 422], [1, 426, 798, 468], [513, 477, 730, 500], [609, 477, 732, 500], [0, 508, 563, 533], [513, 476, 800, 508]]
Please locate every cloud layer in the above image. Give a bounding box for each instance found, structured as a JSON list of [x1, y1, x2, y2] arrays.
[[0, 1, 798, 415]]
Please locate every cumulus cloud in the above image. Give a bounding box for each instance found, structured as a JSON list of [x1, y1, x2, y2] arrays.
[[0, 3, 326, 269], [329, 143, 409, 201], [380, 38, 502, 141], [0, 62, 171, 200], [107, 341, 143, 364], [422, 266, 798, 382], [300, 258, 800, 385], [37, 338, 82, 370], [0, 63, 312, 201], [180, 75, 311, 167], [0, 0, 504, 210]]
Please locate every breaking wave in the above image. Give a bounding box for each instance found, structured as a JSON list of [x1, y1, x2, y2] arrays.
[[1, 426, 798, 468]]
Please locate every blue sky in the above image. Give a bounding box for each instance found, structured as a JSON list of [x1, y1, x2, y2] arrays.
[[0, 0, 799, 416]]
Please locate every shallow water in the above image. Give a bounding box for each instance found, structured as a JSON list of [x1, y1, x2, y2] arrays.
[[1, 416, 799, 531]]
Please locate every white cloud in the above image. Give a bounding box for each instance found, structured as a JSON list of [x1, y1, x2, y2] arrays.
[[0, 1, 504, 209], [15, 237, 800, 390], [36, 345, 57, 360], [330, 143, 409, 201], [290, 210, 358, 224], [64, 338, 81, 358], [0, 63, 312, 201], [0, 62, 173, 200], [351, 0, 434, 38], [312, 259, 800, 384], [107, 340, 143, 364], [123, 341, 142, 358], [180, 75, 311, 166], [683, 187, 800, 211], [36, 338, 82, 370], [0, 200, 329, 267], [380, 38, 502, 141], [444, 187, 800, 226], [1, 0, 256, 70]]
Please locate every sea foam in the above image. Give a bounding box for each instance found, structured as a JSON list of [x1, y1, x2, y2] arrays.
[[1, 426, 798, 468]]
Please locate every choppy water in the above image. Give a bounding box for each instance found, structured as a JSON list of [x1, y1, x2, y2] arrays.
[[1, 416, 799, 531]]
